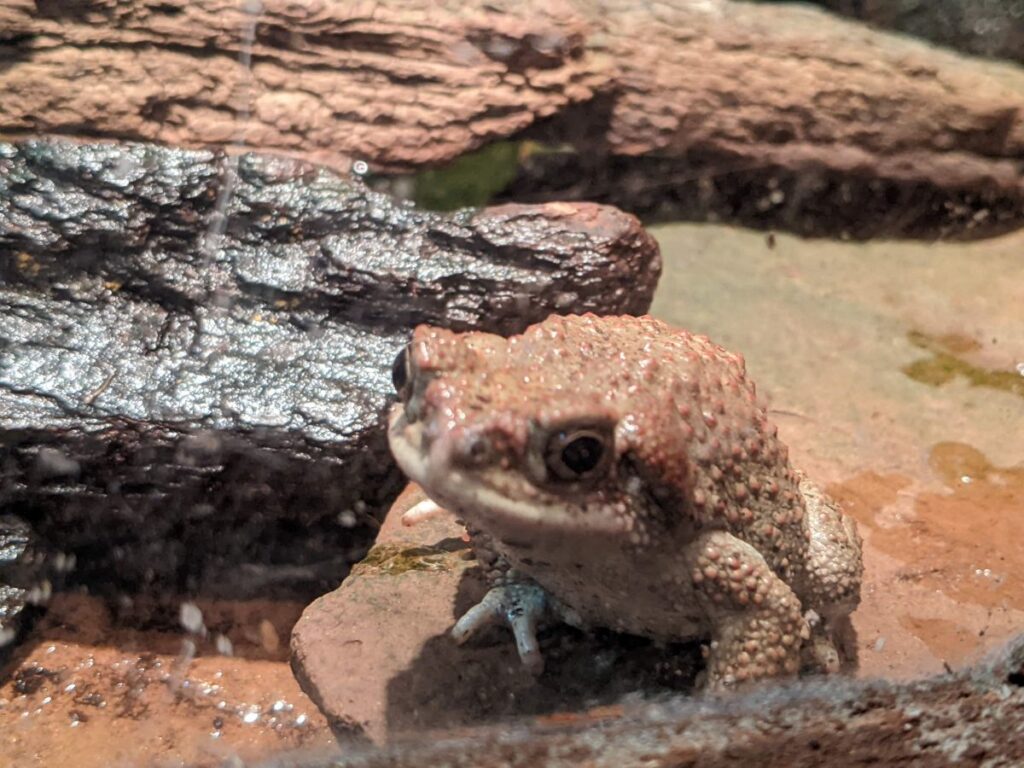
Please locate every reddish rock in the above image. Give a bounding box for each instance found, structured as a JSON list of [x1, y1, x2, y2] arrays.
[[289, 485, 701, 743]]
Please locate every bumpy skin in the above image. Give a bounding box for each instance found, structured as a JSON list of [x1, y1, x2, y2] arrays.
[[387, 314, 862, 688]]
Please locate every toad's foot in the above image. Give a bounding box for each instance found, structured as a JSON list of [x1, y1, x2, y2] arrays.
[[802, 611, 857, 674], [452, 580, 549, 675], [686, 531, 810, 690], [802, 610, 840, 674]]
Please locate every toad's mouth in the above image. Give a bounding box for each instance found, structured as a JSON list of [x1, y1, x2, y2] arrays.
[[387, 405, 626, 535]]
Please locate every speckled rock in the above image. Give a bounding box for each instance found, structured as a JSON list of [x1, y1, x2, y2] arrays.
[[0, 139, 661, 600], [289, 485, 702, 743]]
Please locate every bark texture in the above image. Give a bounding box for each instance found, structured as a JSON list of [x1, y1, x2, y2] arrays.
[[2, 0, 1022, 238], [0, 138, 659, 599]]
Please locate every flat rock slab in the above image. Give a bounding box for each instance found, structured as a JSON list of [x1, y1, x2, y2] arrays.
[[290, 485, 702, 743], [0, 139, 659, 600]]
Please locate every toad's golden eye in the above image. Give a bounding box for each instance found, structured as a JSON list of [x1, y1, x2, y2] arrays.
[[391, 344, 411, 397], [544, 428, 610, 481]]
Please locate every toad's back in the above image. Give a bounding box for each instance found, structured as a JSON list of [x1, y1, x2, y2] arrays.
[[505, 314, 808, 579]]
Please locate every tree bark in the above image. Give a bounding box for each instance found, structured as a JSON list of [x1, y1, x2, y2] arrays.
[[2, 0, 1022, 238]]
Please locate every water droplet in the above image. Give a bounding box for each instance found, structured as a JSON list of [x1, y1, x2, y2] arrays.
[[352, 160, 369, 176], [215, 634, 234, 656], [243, 710, 259, 724], [179, 602, 205, 634]]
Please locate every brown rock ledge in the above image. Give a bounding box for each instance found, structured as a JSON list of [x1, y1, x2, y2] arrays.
[[289, 485, 702, 743], [291, 484, 1024, 764]]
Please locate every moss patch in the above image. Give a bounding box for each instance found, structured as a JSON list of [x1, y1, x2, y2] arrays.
[[353, 542, 467, 577], [411, 141, 571, 211], [902, 331, 1024, 399]]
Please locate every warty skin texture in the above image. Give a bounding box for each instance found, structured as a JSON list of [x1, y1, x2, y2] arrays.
[[388, 313, 862, 688]]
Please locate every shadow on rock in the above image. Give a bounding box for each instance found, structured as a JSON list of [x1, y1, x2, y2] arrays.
[[383, 568, 702, 738]]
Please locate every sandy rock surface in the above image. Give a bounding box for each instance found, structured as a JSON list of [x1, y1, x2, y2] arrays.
[[290, 485, 702, 743]]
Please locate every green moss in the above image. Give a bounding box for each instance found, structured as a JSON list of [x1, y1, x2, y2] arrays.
[[354, 543, 464, 577], [411, 141, 573, 211], [412, 141, 522, 211], [903, 331, 1024, 399]]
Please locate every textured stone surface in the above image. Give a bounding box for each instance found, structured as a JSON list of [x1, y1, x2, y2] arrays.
[[807, 0, 1024, 64], [290, 485, 702, 743], [291, 485, 1024, 762], [2, 0, 1022, 238], [0, 138, 660, 599], [304, 635, 1024, 766], [0, 515, 39, 656]]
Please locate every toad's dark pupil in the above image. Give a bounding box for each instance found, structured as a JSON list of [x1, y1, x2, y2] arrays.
[[561, 435, 604, 475], [391, 346, 409, 394]]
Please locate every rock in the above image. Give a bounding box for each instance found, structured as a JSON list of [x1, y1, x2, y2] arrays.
[[3, 0, 1023, 239], [808, 0, 1024, 65], [290, 485, 702, 743], [0, 139, 660, 600], [0, 514, 55, 659], [295, 632, 1024, 766]]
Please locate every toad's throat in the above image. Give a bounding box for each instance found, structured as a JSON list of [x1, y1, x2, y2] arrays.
[[387, 406, 627, 536]]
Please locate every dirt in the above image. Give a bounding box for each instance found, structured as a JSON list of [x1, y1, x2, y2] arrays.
[[0, 595, 335, 767]]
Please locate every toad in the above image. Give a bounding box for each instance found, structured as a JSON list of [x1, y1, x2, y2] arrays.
[[387, 314, 862, 688]]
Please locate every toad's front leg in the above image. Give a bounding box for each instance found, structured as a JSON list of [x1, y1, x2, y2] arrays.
[[450, 523, 568, 675], [451, 574, 549, 675], [684, 531, 810, 689]]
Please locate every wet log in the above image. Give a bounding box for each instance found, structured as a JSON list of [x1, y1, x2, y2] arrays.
[[1, 0, 1022, 239], [0, 139, 659, 599], [315, 634, 1024, 767]]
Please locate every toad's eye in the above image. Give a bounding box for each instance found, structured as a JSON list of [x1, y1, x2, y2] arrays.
[[391, 345, 412, 396], [544, 428, 611, 482]]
